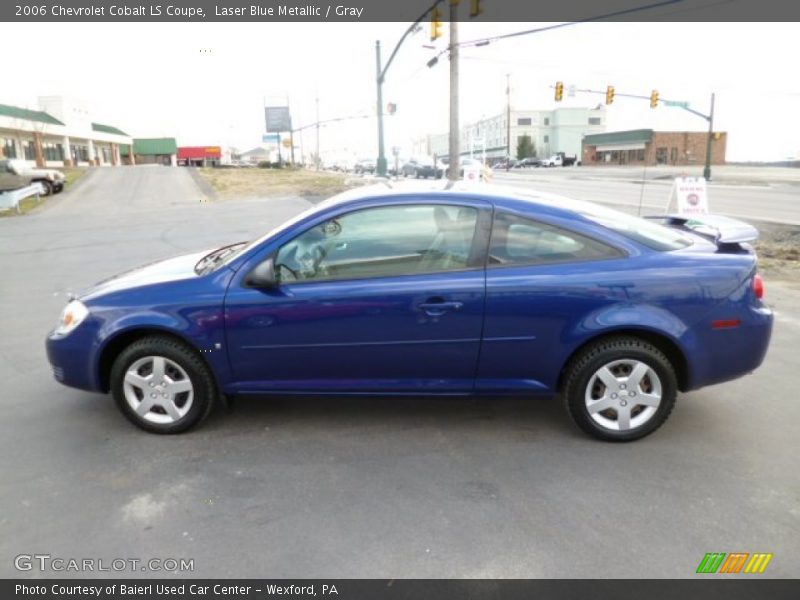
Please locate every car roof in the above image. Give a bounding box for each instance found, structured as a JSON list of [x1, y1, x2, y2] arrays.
[[321, 180, 599, 221]]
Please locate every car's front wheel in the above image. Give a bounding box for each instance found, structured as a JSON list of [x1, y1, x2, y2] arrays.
[[562, 336, 677, 441], [37, 180, 53, 196], [110, 336, 216, 433]]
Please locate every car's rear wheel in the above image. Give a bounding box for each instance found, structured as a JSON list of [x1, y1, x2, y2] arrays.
[[562, 336, 677, 441], [110, 336, 216, 433]]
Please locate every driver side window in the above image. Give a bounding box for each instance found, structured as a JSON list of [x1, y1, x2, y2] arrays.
[[275, 204, 479, 283]]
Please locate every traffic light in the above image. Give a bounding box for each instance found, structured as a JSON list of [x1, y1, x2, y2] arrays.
[[605, 85, 615, 105], [554, 81, 564, 102], [650, 90, 659, 108], [387, 103, 397, 115], [469, 0, 483, 17], [431, 7, 443, 41]]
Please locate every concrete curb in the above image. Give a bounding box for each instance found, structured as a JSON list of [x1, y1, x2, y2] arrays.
[[186, 167, 218, 202]]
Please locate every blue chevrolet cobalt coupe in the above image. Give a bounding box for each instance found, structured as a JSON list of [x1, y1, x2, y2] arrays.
[[46, 183, 773, 440]]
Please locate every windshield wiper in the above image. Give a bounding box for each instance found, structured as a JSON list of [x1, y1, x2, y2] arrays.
[[194, 242, 248, 275]]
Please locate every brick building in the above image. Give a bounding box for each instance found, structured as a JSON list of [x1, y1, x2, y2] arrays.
[[582, 129, 726, 166]]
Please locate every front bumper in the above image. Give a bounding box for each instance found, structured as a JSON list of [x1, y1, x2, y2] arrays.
[[45, 322, 103, 393]]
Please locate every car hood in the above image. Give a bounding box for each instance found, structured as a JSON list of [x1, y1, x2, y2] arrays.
[[23, 167, 64, 179], [79, 248, 213, 301]]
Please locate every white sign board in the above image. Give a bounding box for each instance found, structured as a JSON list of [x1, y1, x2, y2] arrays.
[[265, 106, 292, 133], [667, 176, 709, 215], [462, 163, 482, 182]]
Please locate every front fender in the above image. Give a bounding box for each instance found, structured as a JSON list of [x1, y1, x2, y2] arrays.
[[89, 305, 231, 392]]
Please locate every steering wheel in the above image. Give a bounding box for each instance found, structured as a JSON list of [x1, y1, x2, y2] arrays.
[[310, 245, 328, 276]]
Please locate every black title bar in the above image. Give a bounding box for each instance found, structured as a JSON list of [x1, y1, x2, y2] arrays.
[[2, 0, 799, 22], [5, 579, 800, 600]]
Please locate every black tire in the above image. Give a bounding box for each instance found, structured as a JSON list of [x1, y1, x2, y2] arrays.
[[110, 336, 217, 434], [562, 336, 677, 442], [37, 180, 53, 196]]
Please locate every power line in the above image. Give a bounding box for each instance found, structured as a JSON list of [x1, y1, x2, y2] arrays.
[[426, 0, 686, 67]]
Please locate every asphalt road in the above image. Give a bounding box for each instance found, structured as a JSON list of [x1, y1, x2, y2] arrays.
[[1, 166, 798, 578], [492, 167, 800, 226]]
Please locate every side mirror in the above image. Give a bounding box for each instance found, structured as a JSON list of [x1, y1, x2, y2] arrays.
[[245, 258, 278, 288]]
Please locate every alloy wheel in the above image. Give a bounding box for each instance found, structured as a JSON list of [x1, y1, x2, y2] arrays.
[[584, 359, 662, 432], [123, 355, 194, 425]]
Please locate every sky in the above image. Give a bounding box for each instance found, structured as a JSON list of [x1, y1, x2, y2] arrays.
[[2, 21, 798, 161]]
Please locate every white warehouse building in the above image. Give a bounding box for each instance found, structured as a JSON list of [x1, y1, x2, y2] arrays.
[[417, 106, 607, 162], [0, 96, 133, 168]]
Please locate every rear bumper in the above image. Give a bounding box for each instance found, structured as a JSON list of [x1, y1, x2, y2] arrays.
[[686, 305, 773, 390]]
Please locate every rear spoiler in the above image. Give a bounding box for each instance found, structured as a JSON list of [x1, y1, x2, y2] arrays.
[[646, 214, 759, 244]]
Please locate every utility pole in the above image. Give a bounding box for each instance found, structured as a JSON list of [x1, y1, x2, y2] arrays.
[[447, 3, 459, 181], [287, 94, 295, 165], [375, 40, 388, 177], [703, 92, 715, 181], [315, 94, 320, 170], [506, 73, 511, 170]]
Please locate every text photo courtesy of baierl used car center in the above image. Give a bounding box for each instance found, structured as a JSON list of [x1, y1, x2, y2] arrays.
[[1, 1, 799, 598]]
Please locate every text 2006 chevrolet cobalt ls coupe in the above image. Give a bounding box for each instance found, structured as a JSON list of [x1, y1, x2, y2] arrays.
[[46, 183, 772, 440]]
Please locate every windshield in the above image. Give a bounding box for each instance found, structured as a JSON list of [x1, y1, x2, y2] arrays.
[[202, 202, 327, 272], [580, 205, 692, 251]]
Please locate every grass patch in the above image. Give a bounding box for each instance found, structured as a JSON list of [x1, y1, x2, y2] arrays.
[[198, 167, 352, 200], [61, 167, 87, 187], [0, 167, 89, 217]]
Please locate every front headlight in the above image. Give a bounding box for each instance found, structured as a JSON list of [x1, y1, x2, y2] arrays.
[[54, 300, 89, 336]]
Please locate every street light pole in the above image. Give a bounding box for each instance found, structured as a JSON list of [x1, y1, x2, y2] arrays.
[[375, 40, 388, 177], [374, 2, 441, 178], [447, 4, 459, 181], [703, 92, 715, 181]]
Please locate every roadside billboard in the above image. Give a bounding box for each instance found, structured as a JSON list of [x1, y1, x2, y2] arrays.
[[265, 107, 292, 133]]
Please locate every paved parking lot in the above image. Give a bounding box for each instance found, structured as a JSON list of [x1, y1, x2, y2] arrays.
[[1, 167, 798, 578]]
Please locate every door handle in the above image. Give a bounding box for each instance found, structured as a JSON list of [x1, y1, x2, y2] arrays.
[[417, 300, 463, 314]]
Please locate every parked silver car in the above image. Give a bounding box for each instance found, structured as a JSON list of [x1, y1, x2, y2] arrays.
[[0, 159, 65, 195]]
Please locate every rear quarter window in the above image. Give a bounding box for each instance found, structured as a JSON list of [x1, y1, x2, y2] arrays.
[[489, 212, 624, 266], [581, 209, 692, 251]]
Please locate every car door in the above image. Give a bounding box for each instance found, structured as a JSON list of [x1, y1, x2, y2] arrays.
[[224, 199, 492, 394], [0, 160, 28, 191]]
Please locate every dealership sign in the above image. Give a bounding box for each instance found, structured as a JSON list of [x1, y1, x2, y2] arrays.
[[265, 106, 292, 133], [667, 176, 709, 215]]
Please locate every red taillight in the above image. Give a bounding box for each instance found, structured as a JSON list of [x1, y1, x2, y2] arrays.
[[753, 273, 764, 300]]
